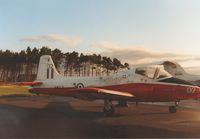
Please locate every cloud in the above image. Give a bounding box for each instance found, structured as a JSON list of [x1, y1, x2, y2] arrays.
[[90, 41, 118, 51], [20, 34, 82, 47], [91, 41, 198, 66]]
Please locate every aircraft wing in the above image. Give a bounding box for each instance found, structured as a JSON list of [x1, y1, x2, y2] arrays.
[[72, 87, 135, 100]]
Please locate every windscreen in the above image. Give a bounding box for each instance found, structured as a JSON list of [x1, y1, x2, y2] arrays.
[[156, 67, 172, 79], [135, 67, 156, 79]]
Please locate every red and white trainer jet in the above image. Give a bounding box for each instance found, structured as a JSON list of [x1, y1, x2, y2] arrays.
[[19, 55, 200, 115]]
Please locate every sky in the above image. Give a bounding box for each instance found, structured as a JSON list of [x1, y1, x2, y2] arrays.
[[1, 0, 200, 68]]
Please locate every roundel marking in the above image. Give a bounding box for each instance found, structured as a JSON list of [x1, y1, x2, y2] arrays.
[[76, 83, 84, 88]]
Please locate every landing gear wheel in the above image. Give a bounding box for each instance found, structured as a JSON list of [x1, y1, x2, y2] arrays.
[[103, 106, 115, 116], [169, 106, 177, 113], [103, 99, 115, 116]]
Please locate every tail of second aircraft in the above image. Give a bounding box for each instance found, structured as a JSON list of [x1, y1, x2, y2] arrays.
[[36, 55, 62, 81], [162, 61, 187, 77]]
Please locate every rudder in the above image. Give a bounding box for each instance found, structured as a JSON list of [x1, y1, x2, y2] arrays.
[[36, 55, 62, 80]]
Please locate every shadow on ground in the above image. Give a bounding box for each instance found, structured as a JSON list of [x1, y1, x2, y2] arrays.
[[0, 99, 196, 138]]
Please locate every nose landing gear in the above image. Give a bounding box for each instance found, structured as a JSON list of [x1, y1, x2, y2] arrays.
[[169, 101, 179, 113], [169, 106, 177, 113]]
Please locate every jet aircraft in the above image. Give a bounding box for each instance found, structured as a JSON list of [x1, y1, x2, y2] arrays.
[[19, 55, 200, 115]]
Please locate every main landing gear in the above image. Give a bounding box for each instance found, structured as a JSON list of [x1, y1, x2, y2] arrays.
[[103, 99, 114, 116], [116, 100, 128, 107], [169, 101, 179, 113]]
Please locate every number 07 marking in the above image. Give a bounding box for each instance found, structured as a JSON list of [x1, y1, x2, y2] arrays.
[[187, 87, 196, 94]]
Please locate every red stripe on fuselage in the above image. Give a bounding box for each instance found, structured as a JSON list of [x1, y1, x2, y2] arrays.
[[29, 83, 200, 102]]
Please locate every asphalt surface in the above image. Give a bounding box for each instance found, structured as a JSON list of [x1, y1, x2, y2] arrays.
[[0, 96, 200, 138]]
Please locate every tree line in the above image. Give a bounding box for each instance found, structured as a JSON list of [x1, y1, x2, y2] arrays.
[[0, 46, 129, 82]]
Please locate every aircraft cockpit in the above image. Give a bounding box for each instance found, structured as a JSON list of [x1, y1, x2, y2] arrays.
[[135, 65, 195, 85], [135, 66, 171, 81]]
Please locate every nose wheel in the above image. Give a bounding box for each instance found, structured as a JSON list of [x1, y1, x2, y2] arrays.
[[103, 99, 115, 116], [169, 106, 177, 113], [169, 101, 179, 113]]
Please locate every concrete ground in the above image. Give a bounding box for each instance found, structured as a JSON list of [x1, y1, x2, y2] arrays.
[[0, 96, 200, 138]]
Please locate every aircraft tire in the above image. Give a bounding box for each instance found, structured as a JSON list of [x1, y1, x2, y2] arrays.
[[103, 106, 115, 116], [169, 106, 177, 113]]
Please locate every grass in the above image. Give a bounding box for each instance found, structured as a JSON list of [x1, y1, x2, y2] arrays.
[[0, 85, 33, 96]]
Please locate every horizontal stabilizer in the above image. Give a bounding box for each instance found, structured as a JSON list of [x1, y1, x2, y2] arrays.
[[16, 81, 42, 86]]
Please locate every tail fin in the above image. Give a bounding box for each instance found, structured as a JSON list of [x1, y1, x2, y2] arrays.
[[162, 61, 187, 76], [36, 55, 62, 81]]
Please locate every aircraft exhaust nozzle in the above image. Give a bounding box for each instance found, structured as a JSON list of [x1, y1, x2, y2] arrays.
[[36, 55, 62, 81]]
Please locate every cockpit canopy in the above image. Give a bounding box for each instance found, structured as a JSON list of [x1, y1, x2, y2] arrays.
[[134, 65, 195, 85], [135, 66, 172, 80]]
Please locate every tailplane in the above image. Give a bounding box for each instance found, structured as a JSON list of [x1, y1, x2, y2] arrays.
[[36, 55, 62, 81]]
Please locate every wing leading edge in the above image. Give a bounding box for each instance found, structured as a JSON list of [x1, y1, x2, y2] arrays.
[[73, 87, 135, 100]]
